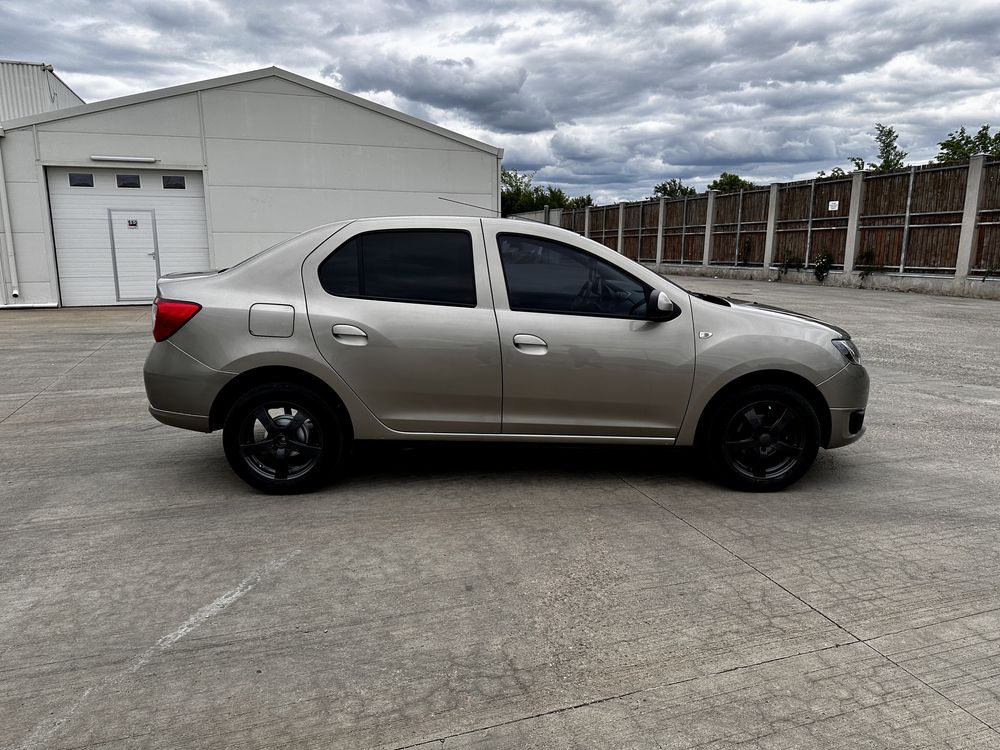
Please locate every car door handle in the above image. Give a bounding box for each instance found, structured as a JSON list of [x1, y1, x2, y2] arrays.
[[512, 333, 547, 355], [331, 324, 368, 346]]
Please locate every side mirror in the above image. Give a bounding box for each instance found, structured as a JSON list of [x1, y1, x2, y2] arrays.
[[646, 290, 675, 321]]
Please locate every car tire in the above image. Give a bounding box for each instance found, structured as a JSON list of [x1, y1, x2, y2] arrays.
[[705, 384, 820, 492], [222, 382, 345, 494]]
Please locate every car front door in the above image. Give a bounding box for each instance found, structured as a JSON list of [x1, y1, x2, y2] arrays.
[[483, 227, 695, 438], [302, 219, 501, 434]]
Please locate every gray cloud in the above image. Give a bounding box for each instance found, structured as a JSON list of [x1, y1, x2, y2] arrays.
[[2, 0, 998, 201]]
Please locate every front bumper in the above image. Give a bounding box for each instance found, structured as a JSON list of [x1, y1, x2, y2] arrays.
[[818, 363, 870, 449], [143, 341, 234, 433]]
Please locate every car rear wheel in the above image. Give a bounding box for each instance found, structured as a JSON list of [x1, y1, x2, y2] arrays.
[[222, 383, 344, 494], [706, 384, 820, 492]]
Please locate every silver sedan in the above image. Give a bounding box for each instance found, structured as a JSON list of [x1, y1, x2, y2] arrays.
[[144, 217, 869, 494]]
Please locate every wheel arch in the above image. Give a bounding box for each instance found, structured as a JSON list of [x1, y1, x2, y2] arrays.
[[209, 365, 354, 440], [693, 369, 831, 449]]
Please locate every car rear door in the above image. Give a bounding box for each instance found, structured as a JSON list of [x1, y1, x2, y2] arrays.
[[302, 218, 501, 434], [482, 224, 695, 438]]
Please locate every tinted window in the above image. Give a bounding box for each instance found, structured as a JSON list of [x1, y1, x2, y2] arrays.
[[162, 175, 186, 189], [320, 237, 361, 296], [68, 173, 94, 187], [319, 230, 476, 307], [116, 174, 141, 188], [498, 234, 648, 318]]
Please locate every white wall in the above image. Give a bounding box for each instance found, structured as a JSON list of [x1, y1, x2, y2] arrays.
[[0, 72, 501, 304]]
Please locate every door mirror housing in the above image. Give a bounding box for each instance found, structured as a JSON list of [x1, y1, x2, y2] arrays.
[[646, 290, 675, 321]]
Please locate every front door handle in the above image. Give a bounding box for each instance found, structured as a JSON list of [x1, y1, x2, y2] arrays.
[[512, 333, 547, 355], [331, 324, 368, 346]]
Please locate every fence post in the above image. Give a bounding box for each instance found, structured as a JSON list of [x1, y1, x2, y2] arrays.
[[843, 171, 866, 274], [763, 183, 779, 268], [734, 190, 744, 266], [584, 206, 591, 238], [702, 190, 718, 266], [898, 166, 917, 272], [655, 197, 665, 270], [617, 203, 625, 253], [804, 179, 816, 266], [543, 204, 550, 225], [955, 154, 986, 278]]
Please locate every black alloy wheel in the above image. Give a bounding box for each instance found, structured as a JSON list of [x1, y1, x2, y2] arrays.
[[223, 383, 344, 494], [707, 385, 820, 491]]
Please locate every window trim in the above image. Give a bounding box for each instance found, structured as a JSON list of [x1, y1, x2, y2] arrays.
[[318, 228, 478, 308], [496, 233, 654, 321], [68, 172, 94, 188]]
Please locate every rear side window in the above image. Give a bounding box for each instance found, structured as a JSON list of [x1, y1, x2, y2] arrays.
[[319, 230, 476, 307]]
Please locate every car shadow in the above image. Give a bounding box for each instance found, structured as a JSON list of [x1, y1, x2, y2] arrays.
[[346, 440, 702, 485]]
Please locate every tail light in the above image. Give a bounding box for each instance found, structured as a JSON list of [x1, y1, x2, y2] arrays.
[[152, 298, 202, 341]]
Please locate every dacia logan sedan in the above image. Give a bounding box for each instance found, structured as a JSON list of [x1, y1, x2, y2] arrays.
[[144, 217, 868, 494]]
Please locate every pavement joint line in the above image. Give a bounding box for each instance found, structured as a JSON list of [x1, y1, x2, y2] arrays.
[[618, 475, 864, 644], [9, 550, 302, 750], [0, 310, 150, 427], [390, 642, 853, 750], [858, 640, 1000, 738], [619, 476, 1000, 740], [0, 337, 117, 426]]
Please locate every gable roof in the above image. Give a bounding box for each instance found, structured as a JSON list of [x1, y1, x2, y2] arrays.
[[0, 66, 503, 158]]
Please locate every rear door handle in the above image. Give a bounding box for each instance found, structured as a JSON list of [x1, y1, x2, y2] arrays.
[[512, 333, 547, 355], [331, 324, 368, 346]]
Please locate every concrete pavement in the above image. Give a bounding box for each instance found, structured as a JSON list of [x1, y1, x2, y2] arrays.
[[1, 280, 998, 749]]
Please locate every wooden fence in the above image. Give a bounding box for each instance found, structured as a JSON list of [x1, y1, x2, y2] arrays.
[[557, 155, 1000, 277]]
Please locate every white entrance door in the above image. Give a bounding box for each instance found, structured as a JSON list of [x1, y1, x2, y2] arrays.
[[109, 210, 160, 301]]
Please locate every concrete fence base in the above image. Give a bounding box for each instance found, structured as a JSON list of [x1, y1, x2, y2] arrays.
[[649, 264, 1000, 300]]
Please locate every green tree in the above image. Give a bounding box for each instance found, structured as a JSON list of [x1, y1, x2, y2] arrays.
[[650, 178, 697, 199], [500, 167, 591, 215], [870, 122, 907, 171], [821, 124, 908, 176], [936, 124, 1000, 162], [846, 123, 906, 173], [500, 167, 536, 215], [707, 172, 758, 193]]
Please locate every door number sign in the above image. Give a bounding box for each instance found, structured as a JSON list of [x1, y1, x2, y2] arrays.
[[127, 219, 138, 229]]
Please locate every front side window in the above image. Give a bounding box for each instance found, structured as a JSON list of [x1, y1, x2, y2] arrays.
[[162, 175, 186, 189], [68, 173, 94, 187], [116, 174, 141, 188], [319, 230, 476, 307], [498, 234, 649, 318]]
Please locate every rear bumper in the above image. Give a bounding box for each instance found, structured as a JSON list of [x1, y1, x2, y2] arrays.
[[148, 406, 211, 432], [143, 341, 233, 432]]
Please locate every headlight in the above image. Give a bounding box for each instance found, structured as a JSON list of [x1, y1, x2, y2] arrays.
[[832, 338, 861, 365]]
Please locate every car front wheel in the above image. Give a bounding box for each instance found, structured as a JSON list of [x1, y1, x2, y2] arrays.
[[706, 384, 820, 492], [222, 383, 344, 494]]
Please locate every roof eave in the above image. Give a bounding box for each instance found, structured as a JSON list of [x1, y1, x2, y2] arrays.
[[0, 66, 502, 158]]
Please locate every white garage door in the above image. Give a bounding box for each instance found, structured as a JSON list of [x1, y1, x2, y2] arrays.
[[48, 167, 210, 306]]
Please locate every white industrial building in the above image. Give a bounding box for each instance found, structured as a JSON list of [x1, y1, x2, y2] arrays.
[[0, 64, 503, 307]]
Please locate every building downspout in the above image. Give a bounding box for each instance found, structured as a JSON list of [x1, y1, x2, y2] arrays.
[[0, 134, 20, 304]]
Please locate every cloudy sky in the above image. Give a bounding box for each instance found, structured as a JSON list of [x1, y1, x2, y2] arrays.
[[2, 0, 998, 202]]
